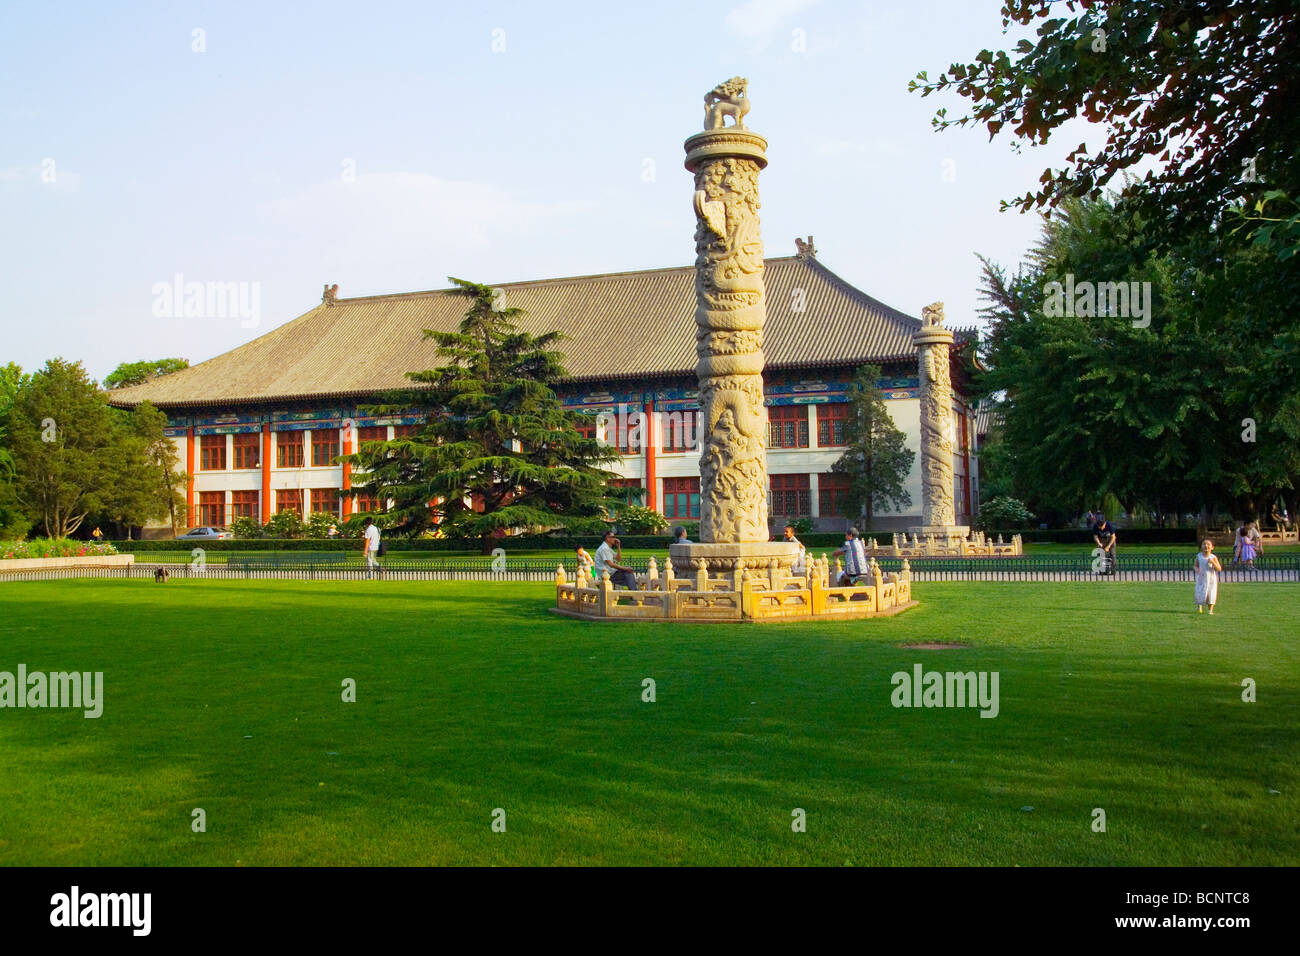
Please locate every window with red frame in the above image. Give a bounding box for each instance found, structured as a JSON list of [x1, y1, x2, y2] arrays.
[[573, 414, 597, 442], [392, 424, 420, 439], [662, 477, 699, 519], [353, 491, 382, 513], [612, 412, 642, 454], [819, 472, 850, 518], [275, 489, 302, 515], [232, 432, 260, 469], [768, 405, 808, 448], [310, 488, 338, 515], [276, 431, 304, 468], [311, 430, 339, 467], [816, 403, 849, 447], [769, 473, 811, 517], [357, 425, 387, 444], [199, 435, 227, 471], [609, 478, 642, 506], [662, 410, 697, 452], [198, 491, 225, 527], [231, 490, 259, 523]]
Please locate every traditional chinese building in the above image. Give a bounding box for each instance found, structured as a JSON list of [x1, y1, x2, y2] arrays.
[[108, 247, 979, 536]]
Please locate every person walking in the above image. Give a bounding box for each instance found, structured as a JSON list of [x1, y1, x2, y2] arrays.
[[833, 528, 867, 586], [362, 517, 382, 578], [1193, 539, 1222, 614]]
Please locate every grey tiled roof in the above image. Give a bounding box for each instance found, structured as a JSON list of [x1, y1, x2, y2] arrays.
[[973, 400, 1004, 439], [109, 256, 921, 409]]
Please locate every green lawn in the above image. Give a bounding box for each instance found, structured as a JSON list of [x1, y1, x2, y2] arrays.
[[0, 579, 1295, 866]]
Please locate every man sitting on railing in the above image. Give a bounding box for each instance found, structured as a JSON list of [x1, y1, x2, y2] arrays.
[[595, 530, 638, 589]]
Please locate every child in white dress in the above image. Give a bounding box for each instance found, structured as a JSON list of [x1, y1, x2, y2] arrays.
[[1193, 539, 1222, 614]]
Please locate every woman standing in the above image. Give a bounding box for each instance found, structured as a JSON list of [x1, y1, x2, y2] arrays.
[[1240, 521, 1262, 569], [1193, 539, 1222, 614]]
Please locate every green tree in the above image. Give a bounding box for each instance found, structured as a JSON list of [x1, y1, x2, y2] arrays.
[[0, 363, 27, 537], [95, 402, 186, 538], [974, 495, 1033, 532], [910, 0, 1300, 257], [264, 509, 304, 538], [8, 359, 116, 537], [343, 278, 622, 552], [915, 1, 1300, 524], [975, 194, 1298, 525], [306, 510, 341, 538], [103, 358, 190, 390], [830, 365, 915, 525], [616, 505, 668, 534]]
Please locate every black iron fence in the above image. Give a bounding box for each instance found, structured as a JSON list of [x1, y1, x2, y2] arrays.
[[1, 552, 1297, 583]]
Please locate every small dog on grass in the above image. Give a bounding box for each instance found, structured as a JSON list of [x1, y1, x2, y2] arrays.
[[153, 566, 170, 583]]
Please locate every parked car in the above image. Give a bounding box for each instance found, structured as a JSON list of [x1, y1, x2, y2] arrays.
[[176, 527, 233, 540]]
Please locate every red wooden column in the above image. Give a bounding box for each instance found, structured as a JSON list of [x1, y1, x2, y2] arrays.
[[185, 427, 195, 526], [341, 425, 353, 519], [261, 423, 272, 521], [960, 409, 973, 518], [643, 400, 657, 511]]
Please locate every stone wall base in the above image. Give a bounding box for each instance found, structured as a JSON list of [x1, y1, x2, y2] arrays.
[[0, 555, 135, 572]]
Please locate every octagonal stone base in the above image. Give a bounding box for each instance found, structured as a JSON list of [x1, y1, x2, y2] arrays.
[[669, 541, 802, 574], [554, 548, 917, 623], [907, 525, 971, 538]]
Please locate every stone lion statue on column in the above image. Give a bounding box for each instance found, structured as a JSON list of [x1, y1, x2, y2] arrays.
[[704, 77, 749, 130]]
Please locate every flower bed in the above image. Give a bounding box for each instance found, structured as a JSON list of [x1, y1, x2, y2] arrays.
[[1, 539, 120, 560]]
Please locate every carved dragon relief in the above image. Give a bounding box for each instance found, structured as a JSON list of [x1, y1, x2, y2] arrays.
[[918, 318, 956, 526], [690, 146, 770, 542]]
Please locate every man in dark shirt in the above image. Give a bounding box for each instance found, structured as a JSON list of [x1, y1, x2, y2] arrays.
[[1092, 515, 1118, 574]]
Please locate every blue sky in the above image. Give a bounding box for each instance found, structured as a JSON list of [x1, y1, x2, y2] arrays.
[[1, 0, 1094, 381]]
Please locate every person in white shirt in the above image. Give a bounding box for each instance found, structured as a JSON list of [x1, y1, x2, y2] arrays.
[[782, 524, 807, 576], [362, 517, 382, 577], [594, 530, 638, 589], [833, 528, 868, 585]]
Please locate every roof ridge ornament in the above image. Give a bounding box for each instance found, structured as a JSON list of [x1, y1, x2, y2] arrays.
[[322, 283, 339, 306], [795, 236, 817, 258]]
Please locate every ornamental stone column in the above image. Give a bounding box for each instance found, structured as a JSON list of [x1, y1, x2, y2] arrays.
[[670, 77, 798, 575], [910, 302, 969, 540]]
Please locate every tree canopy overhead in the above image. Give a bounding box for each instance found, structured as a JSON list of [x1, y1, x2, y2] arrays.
[[911, 0, 1300, 256]]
